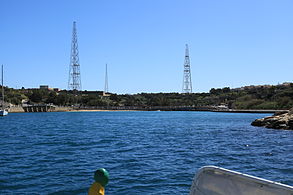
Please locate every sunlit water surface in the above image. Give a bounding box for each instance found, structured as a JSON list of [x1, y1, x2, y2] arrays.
[[0, 111, 292, 194]]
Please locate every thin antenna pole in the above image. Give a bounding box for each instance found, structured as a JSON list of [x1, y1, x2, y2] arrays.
[[2, 65, 4, 110], [104, 63, 108, 93]]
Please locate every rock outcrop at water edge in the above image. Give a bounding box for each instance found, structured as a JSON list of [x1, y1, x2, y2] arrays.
[[251, 109, 293, 130]]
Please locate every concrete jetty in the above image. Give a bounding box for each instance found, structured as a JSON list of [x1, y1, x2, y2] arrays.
[[22, 104, 56, 112]]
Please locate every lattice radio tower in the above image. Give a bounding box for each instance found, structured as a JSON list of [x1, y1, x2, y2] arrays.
[[182, 44, 192, 93], [68, 21, 82, 91]]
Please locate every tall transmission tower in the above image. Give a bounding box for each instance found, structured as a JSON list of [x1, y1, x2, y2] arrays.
[[103, 64, 109, 96], [182, 44, 192, 93], [68, 21, 82, 91]]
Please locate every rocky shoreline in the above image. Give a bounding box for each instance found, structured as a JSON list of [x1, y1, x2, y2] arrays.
[[251, 109, 293, 130]]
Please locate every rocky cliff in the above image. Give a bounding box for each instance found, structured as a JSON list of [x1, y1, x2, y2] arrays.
[[251, 109, 293, 130]]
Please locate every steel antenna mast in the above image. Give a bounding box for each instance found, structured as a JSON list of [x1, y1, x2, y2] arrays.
[[182, 44, 192, 93], [68, 21, 82, 91], [104, 63, 109, 94]]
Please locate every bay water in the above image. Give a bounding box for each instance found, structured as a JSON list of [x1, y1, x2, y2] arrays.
[[0, 111, 292, 194]]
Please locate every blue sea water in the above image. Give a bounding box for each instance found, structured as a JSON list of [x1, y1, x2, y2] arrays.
[[0, 111, 292, 194]]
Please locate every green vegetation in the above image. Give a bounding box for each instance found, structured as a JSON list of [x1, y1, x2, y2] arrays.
[[2, 83, 293, 110]]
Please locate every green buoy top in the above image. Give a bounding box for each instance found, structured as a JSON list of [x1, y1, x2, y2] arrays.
[[94, 168, 109, 187]]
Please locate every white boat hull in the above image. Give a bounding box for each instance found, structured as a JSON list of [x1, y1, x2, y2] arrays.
[[0, 110, 8, 116], [190, 166, 293, 195]]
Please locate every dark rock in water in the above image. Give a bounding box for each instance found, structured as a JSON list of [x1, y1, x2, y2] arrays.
[[251, 119, 264, 126], [251, 109, 293, 130]]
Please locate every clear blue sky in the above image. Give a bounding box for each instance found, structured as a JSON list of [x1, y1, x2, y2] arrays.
[[1, 0, 292, 94]]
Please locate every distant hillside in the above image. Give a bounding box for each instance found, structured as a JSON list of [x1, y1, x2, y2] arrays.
[[2, 82, 293, 110]]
